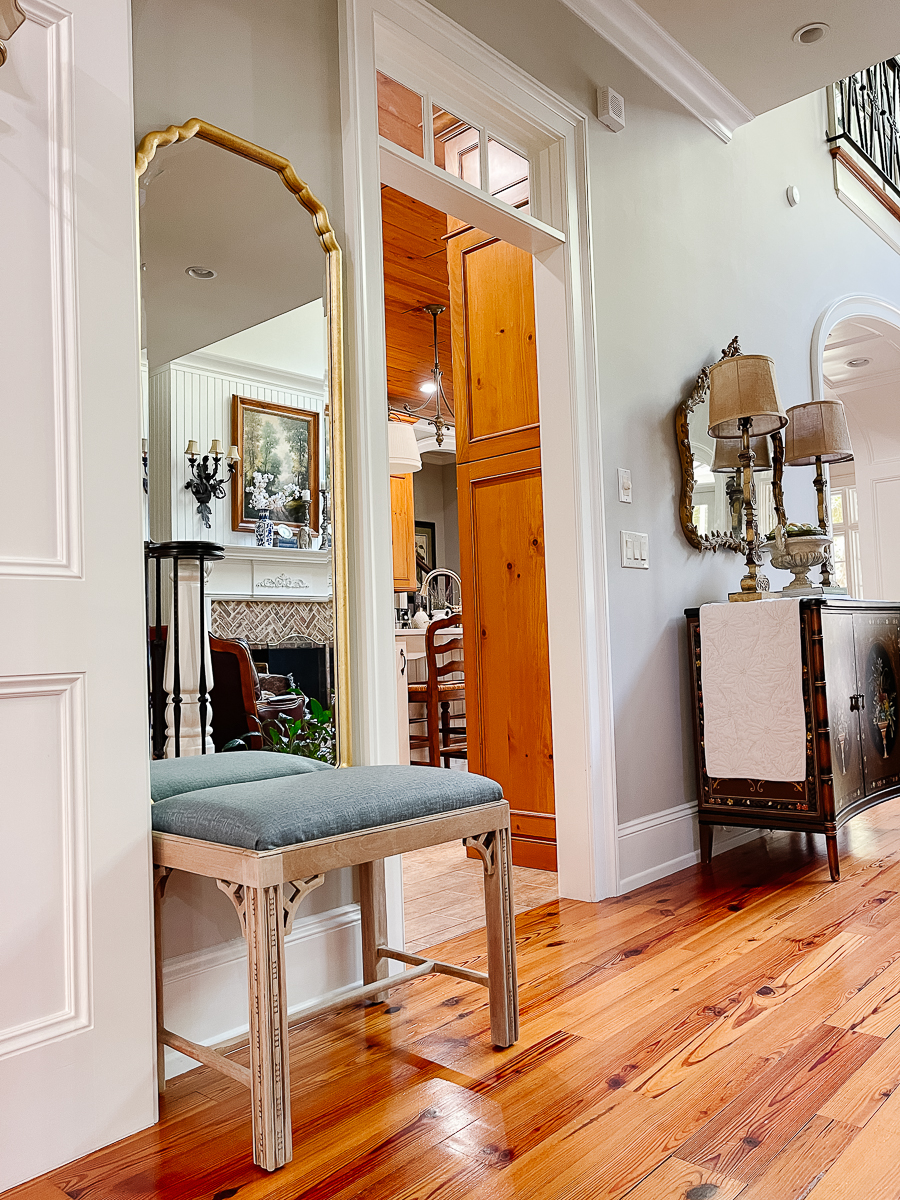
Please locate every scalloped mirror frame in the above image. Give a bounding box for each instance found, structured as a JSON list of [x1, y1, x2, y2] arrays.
[[676, 336, 787, 554], [135, 119, 352, 765]]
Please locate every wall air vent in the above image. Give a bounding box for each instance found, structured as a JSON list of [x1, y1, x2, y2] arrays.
[[598, 86, 625, 133]]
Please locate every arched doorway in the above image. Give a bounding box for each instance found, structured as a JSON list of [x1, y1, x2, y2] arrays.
[[812, 297, 900, 599]]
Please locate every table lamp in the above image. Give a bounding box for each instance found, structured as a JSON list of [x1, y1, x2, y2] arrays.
[[712, 435, 773, 537], [708, 355, 788, 601], [784, 398, 853, 589]]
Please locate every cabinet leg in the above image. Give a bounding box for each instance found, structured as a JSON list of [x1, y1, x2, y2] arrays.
[[826, 835, 841, 882], [700, 825, 714, 865]]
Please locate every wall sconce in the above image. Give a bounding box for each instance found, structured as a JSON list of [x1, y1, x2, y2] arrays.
[[0, 0, 26, 68], [185, 439, 239, 529]]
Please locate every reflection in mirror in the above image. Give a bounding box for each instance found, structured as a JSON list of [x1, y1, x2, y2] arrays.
[[690, 397, 776, 540], [138, 127, 342, 766]]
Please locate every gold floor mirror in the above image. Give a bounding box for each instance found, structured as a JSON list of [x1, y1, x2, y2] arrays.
[[136, 120, 351, 765]]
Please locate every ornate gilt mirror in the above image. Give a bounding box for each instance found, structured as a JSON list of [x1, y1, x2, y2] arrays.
[[677, 337, 786, 554], [136, 120, 350, 766]]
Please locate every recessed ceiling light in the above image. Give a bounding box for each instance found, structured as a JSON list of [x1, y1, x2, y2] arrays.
[[793, 22, 829, 44], [846, 357, 871, 368], [419, 381, 437, 394], [186, 265, 217, 280]]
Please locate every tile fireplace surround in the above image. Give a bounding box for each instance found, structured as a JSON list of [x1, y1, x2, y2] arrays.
[[206, 546, 333, 646], [211, 599, 333, 646]]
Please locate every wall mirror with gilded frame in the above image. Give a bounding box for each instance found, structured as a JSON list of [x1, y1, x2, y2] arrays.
[[137, 120, 350, 766], [677, 337, 787, 553]]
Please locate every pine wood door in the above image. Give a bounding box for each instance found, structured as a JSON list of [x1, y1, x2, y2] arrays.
[[448, 228, 555, 869]]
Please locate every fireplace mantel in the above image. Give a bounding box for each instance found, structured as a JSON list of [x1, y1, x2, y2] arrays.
[[207, 546, 332, 602]]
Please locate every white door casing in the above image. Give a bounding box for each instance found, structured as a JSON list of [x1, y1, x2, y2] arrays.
[[339, 0, 620, 902], [0, 0, 156, 1189]]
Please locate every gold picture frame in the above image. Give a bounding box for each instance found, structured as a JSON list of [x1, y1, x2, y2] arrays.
[[136, 119, 351, 765], [231, 395, 320, 535]]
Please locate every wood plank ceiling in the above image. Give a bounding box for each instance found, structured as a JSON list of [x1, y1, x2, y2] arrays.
[[381, 184, 454, 420]]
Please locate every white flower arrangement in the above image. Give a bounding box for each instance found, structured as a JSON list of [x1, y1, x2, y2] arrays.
[[246, 471, 301, 514]]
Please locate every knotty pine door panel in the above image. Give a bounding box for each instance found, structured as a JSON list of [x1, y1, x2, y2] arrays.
[[447, 228, 540, 464], [391, 473, 417, 591], [457, 447, 556, 869]]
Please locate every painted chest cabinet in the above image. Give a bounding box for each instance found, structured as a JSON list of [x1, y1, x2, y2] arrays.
[[685, 598, 900, 881]]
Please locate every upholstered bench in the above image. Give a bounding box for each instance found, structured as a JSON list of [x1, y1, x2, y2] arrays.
[[150, 753, 518, 1171]]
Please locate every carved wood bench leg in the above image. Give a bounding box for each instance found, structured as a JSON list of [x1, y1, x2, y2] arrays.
[[359, 859, 390, 1003], [153, 866, 172, 1093], [467, 829, 519, 1048], [245, 883, 292, 1171]]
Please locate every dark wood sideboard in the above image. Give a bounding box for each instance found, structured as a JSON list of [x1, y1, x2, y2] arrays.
[[685, 598, 900, 881]]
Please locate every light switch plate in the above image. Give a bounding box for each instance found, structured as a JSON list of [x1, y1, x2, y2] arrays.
[[617, 468, 632, 503], [620, 530, 649, 569]]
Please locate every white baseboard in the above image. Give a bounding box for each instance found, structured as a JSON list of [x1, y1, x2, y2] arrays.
[[617, 802, 764, 894], [162, 903, 363, 1078]]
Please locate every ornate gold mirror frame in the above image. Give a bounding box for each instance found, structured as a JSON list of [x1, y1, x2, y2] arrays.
[[136, 119, 351, 766], [676, 336, 787, 554]]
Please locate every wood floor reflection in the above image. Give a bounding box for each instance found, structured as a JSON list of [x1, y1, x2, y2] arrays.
[[9, 806, 900, 1199]]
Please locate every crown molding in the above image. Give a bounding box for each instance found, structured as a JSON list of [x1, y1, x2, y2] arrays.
[[157, 351, 326, 397], [557, 0, 754, 142]]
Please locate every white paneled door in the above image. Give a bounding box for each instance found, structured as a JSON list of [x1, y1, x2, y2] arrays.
[[0, 0, 156, 1188]]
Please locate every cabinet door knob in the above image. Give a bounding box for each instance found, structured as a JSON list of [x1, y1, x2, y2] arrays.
[[850, 692, 866, 712]]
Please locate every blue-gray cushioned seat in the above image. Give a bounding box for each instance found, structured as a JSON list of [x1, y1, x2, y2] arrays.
[[149, 750, 331, 803], [150, 764, 503, 850]]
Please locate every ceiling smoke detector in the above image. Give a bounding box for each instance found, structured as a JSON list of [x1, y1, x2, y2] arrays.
[[793, 22, 829, 44], [846, 357, 871, 368], [186, 265, 217, 280]]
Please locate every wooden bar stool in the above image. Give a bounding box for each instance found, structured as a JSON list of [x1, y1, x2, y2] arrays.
[[424, 615, 466, 768], [151, 753, 518, 1171]]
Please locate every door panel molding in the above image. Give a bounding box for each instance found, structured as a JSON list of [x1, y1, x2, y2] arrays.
[[0, 673, 90, 1058], [0, 0, 82, 579]]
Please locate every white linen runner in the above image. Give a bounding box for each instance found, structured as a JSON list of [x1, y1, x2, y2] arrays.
[[699, 597, 806, 781]]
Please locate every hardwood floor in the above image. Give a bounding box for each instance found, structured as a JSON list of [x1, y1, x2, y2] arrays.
[[9, 804, 900, 1199], [403, 839, 558, 952]]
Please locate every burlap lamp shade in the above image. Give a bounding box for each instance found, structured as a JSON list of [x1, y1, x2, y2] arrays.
[[711, 435, 772, 473], [708, 355, 788, 439], [784, 399, 853, 466]]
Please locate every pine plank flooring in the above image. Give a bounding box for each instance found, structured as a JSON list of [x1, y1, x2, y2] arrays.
[[402, 839, 559, 952], [10, 804, 900, 1198]]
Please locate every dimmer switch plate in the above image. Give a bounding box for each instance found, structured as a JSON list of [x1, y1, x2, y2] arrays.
[[621, 530, 649, 569], [617, 468, 632, 503]]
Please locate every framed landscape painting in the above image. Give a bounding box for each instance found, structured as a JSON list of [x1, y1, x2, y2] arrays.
[[232, 395, 320, 535]]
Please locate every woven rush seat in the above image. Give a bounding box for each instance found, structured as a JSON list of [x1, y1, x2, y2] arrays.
[[150, 759, 502, 850], [150, 750, 519, 1173]]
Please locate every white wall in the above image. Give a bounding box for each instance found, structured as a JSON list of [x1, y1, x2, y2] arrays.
[[427, 0, 900, 883], [412, 462, 461, 574], [842, 385, 900, 600]]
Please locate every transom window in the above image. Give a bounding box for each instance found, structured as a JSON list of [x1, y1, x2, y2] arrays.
[[377, 71, 530, 210]]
